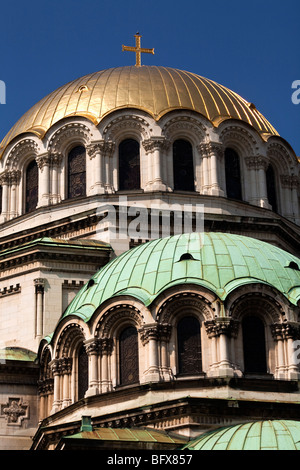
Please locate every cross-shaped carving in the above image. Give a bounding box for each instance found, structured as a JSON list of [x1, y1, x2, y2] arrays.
[[1, 398, 29, 425]]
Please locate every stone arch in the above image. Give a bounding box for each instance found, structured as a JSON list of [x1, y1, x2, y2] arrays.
[[102, 112, 152, 143], [161, 115, 207, 145], [47, 121, 93, 156], [156, 291, 214, 325], [54, 322, 86, 359], [94, 303, 144, 340], [219, 123, 260, 157]]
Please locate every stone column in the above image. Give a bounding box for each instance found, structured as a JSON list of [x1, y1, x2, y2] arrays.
[[9, 170, 20, 218], [271, 322, 300, 380], [205, 318, 239, 377], [50, 359, 62, 414], [208, 142, 224, 196], [159, 324, 173, 381], [245, 156, 269, 208], [87, 141, 106, 195], [36, 153, 50, 207], [85, 339, 100, 397], [143, 137, 167, 191], [199, 142, 224, 196], [0, 171, 9, 221], [99, 338, 113, 393], [291, 175, 300, 224], [61, 357, 72, 408], [49, 152, 62, 204], [34, 278, 45, 339], [280, 175, 294, 219], [140, 324, 161, 383], [285, 322, 300, 380], [198, 144, 209, 194]]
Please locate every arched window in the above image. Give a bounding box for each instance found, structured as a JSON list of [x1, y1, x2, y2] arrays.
[[119, 326, 139, 385], [173, 139, 195, 191], [119, 139, 140, 190], [67, 146, 86, 198], [266, 164, 277, 212], [177, 316, 202, 375], [242, 316, 267, 374], [77, 344, 88, 400], [25, 159, 38, 213], [225, 148, 242, 200]]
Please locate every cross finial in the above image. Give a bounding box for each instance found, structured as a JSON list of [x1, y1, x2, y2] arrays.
[[122, 33, 154, 67]]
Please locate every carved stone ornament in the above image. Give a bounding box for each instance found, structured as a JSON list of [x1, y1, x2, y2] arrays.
[[0, 398, 29, 425]]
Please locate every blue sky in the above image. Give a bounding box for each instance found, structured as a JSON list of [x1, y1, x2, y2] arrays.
[[0, 0, 299, 154]]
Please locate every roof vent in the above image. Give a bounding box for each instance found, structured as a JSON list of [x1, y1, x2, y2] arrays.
[[179, 253, 196, 261], [287, 261, 300, 271], [87, 279, 95, 288]]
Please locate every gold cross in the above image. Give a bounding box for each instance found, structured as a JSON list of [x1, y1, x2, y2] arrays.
[[122, 33, 154, 67]]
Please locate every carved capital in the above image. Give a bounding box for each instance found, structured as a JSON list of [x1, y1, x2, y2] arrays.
[[36, 153, 51, 169], [245, 155, 269, 170], [142, 137, 169, 154], [271, 322, 300, 341], [87, 140, 115, 159], [99, 337, 114, 355], [204, 318, 239, 338]]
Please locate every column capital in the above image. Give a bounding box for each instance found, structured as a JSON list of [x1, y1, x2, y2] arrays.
[[99, 337, 114, 355], [204, 318, 239, 338], [36, 152, 51, 169], [142, 137, 169, 154], [87, 140, 115, 159], [245, 155, 269, 170], [271, 322, 300, 341]]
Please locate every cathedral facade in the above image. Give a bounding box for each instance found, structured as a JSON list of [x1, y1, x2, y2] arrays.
[[0, 57, 300, 450]]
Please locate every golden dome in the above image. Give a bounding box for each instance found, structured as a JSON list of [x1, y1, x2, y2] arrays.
[[0, 66, 278, 156]]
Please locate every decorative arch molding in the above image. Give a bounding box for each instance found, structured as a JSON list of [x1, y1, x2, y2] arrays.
[[5, 138, 41, 170], [229, 292, 284, 325], [102, 114, 151, 142], [267, 140, 299, 175], [47, 122, 93, 155], [162, 115, 207, 145], [219, 124, 260, 157], [54, 322, 86, 359], [156, 291, 214, 325], [94, 303, 144, 339]]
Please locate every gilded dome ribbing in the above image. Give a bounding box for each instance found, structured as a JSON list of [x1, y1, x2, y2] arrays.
[[0, 66, 278, 157]]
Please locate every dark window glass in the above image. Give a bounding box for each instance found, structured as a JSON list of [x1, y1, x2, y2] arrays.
[[68, 146, 86, 198], [242, 316, 267, 374], [119, 139, 140, 190], [266, 164, 277, 212], [173, 139, 195, 191], [78, 344, 88, 399], [25, 160, 38, 213], [119, 326, 139, 385], [177, 316, 202, 375], [225, 148, 242, 200]]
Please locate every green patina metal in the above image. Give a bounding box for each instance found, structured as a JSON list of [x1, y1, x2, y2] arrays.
[[183, 420, 300, 450], [0, 237, 111, 258], [0, 347, 37, 362], [61, 232, 300, 324], [61, 232, 300, 321]]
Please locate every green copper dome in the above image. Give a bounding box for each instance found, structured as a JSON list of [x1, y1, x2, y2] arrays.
[[61, 232, 300, 323], [183, 420, 300, 450]]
